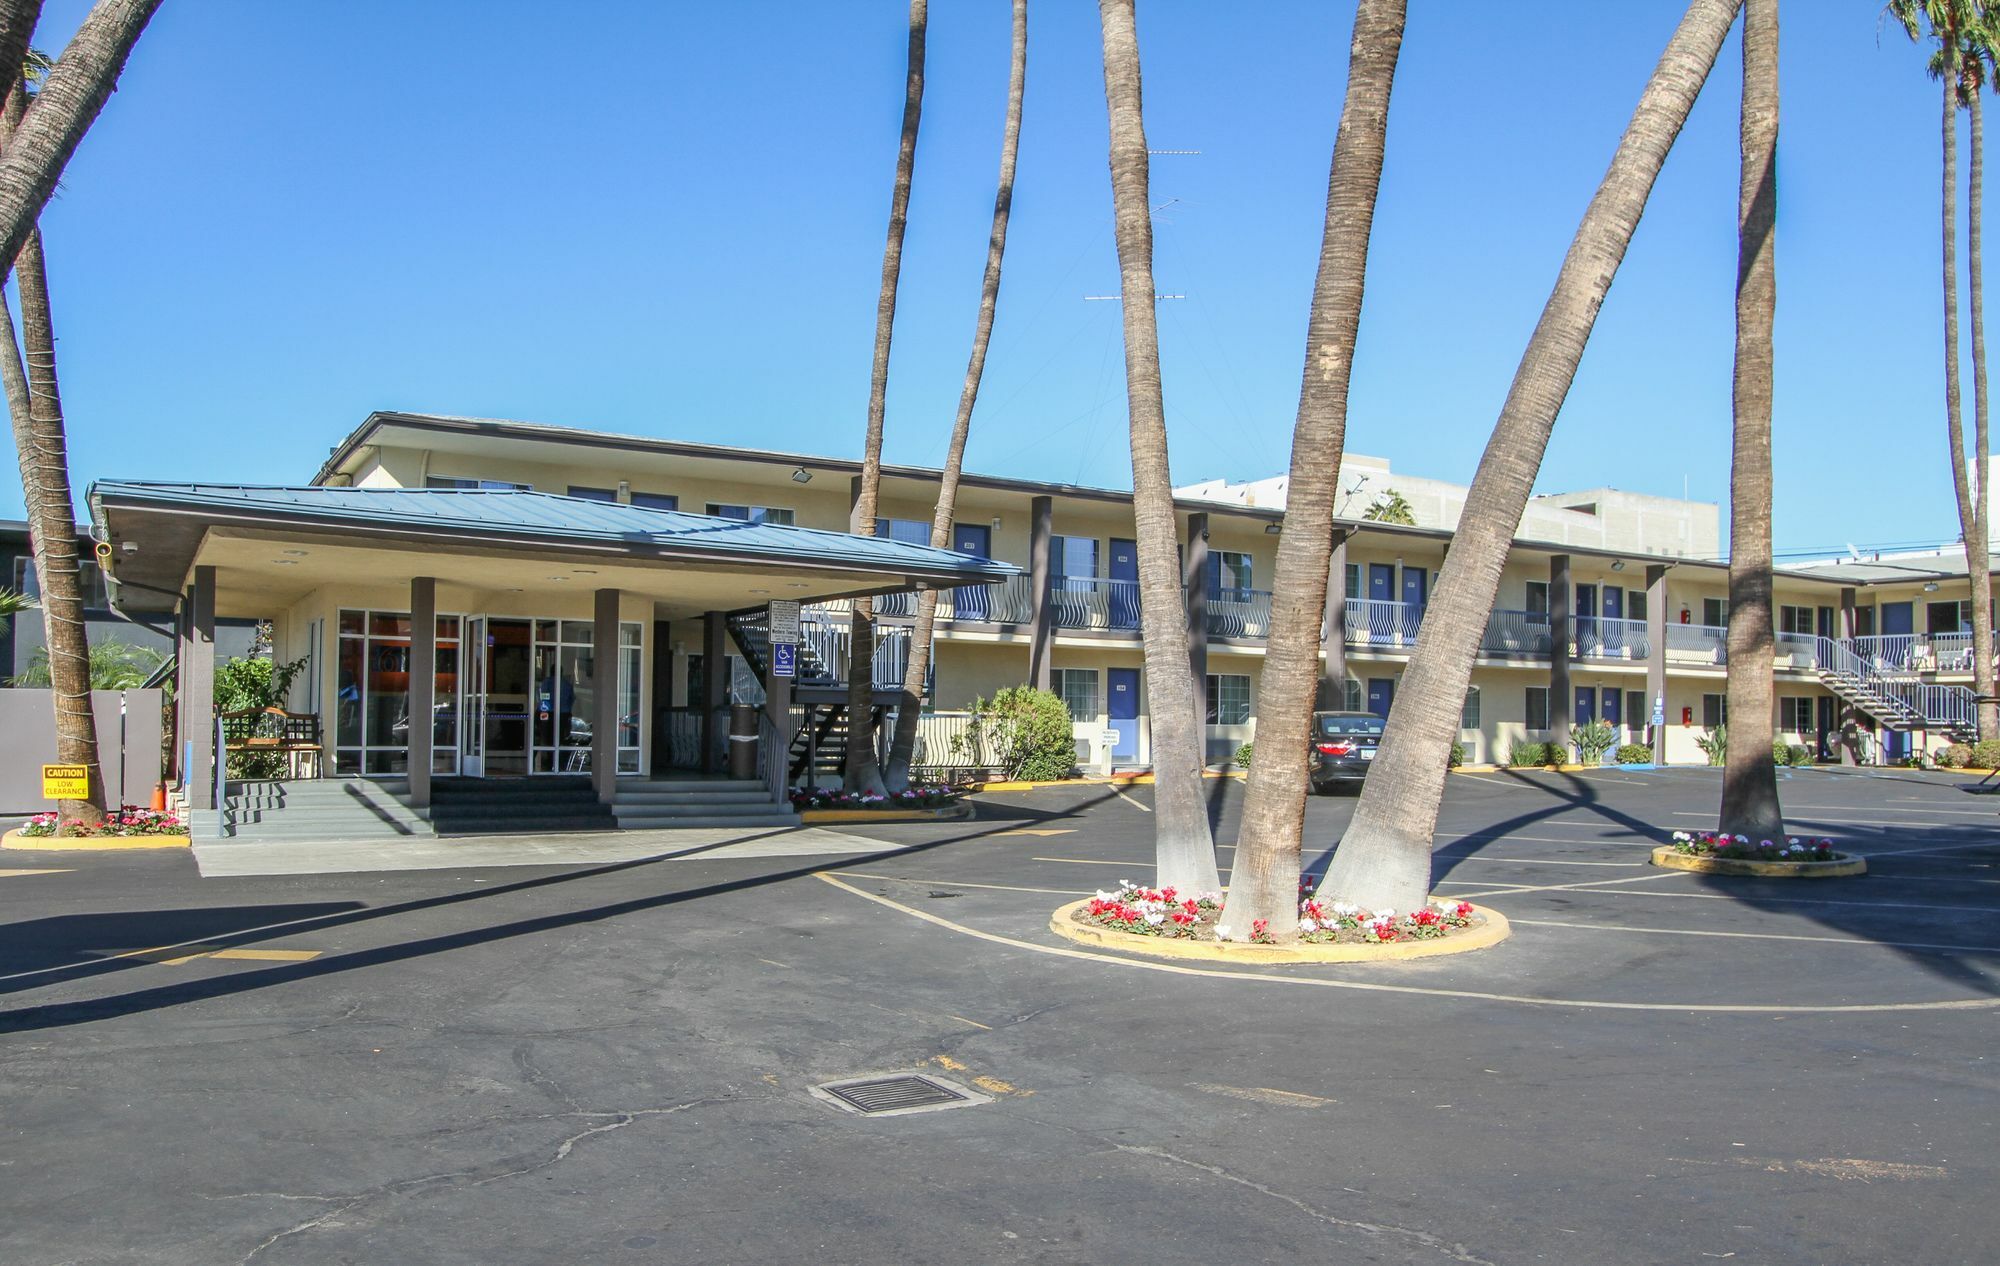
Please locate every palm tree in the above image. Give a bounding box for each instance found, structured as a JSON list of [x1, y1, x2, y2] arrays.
[[1318, 0, 1743, 912], [1, 69, 106, 827], [1890, 0, 1999, 741], [0, 0, 161, 275], [1225, 0, 1406, 935], [885, 0, 1028, 793], [11, 638, 165, 689], [1361, 489, 1416, 525], [1096, 0, 1220, 894], [845, 0, 927, 796], [1720, 0, 1783, 839]]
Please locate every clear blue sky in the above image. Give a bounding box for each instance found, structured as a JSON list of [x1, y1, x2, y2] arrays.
[[14, 1, 1987, 557]]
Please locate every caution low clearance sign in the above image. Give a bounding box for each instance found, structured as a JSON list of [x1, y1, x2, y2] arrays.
[[42, 764, 89, 799]]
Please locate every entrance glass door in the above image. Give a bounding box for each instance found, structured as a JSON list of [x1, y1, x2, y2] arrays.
[[461, 617, 487, 776], [483, 618, 533, 776]]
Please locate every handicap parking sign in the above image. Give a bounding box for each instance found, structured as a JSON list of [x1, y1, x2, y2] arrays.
[[772, 642, 797, 678]]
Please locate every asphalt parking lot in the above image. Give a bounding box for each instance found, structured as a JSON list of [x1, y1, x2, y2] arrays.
[[1, 765, 1995, 1264]]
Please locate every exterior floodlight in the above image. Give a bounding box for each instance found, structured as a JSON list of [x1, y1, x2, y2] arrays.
[[791, 467, 813, 484]]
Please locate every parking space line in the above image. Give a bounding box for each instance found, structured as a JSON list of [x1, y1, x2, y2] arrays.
[[1436, 872, 1687, 899], [824, 871, 1090, 897], [1509, 917, 2000, 955], [1583, 888, 2000, 915], [1114, 789, 1152, 814]]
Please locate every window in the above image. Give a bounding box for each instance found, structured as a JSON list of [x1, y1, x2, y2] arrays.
[[875, 517, 933, 546], [335, 609, 462, 776], [1625, 690, 1646, 734], [1209, 551, 1254, 597], [1702, 597, 1728, 627], [1460, 687, 1480, 731], [1525, 686, 1549, 731], [1525, 581, 1549, 622], [1853, 606, 1876, 637], [12, 555, 108, 608], [1779, 605, 1815, 636], [630, 491, 678, 512], [1344, 563, 1360, 598], [1702, 693, 1727, 728], [529, 618, 644, 773], [567, 485, 616, 502], [1342, 678, 1364, 712], [1050, 535, 1099, 578], [427, 475, 530, 491], [1779, 696, 1815, 733], [706, 503, 795, 525], [1627, 590, 1648, 623], [1205, 673, 1252, 725], [1054, 668, 1100, 721]]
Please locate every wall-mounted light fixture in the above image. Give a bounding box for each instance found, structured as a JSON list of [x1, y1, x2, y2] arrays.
[[1610, 559, 1626, 572], [791, 467, 813, 485], [991, 516, 1003, 532], [1264, 522, 1282, 536], [1924, 581, 1941, 592]]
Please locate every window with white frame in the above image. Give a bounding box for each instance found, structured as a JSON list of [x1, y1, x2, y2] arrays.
[[1627, 590, 1648, 623], [335, 609, 461, 776], [1343, 678, 1363, 712], [706, 503, 795, 525], [1778, 696, 1814, 733], [875, 517, 933, 547], [630, 491, 678, 511], [1460, 686, 1481, 731], [567, 485, 616, 502], [1625, 690, 1646, 734], [1703, 693, 1727, 728], [1525, 580, 1549, 623], [1209, 551, 1254, 597], [1054, 668, 1100, 722], [1703, 597, 1729, 627], [528, 618, 643, 774], [427, 475, 530, 491], [1525, 686, 1549, 731], [1778, 605, 1815, 636], [1206, 673, 1253, 725], [1050, 535, 1099, 579]]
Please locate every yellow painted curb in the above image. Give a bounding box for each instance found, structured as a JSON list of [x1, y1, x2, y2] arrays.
[[1648, 845, 1866, 878], [1, 827, 191, 852], [800, 803, 973, 824], [1048, 897, 1511, 964], [969, 775, 1155, 792]]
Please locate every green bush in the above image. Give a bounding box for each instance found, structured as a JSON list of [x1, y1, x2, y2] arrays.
[[1448, 741, 1465, 768], [1971, 739, 2000, 771], [217, 654, 308, 780], [1787, 744, 1813, 767], [1771, 739, 1791, 766], [1507, 741, 1552, 767], [1695, 724, 1727, 767], [1233, 742, 1254, 770], [1615, 743, 1653, 765], [954, 686, 1078, 782], [1939, 743, 1971, 769], [1573, 720, 1617, 767]]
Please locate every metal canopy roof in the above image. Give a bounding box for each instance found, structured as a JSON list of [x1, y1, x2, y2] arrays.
[[89, 481, 1016, 612]]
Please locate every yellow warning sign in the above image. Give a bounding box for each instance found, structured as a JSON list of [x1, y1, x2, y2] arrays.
[[41, 764, 88, 799]]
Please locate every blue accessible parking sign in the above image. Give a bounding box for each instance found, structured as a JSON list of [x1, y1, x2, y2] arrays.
[[772, 642, 797, 677]]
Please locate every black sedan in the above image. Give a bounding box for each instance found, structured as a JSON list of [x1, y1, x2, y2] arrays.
[[1309, 710, 1385, 793]]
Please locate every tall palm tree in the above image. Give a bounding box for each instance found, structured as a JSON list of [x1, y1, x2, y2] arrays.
[[0, 0, 160, 274], [1890, 0, 1998, 741], [1096, 0, 1220, 894], [1226, 0, 1406, 935], [845, 0, 927, 796], [1720, 0, 1782, 839], [1319, 0, 1743, 912], [885, 0, 1028, 793], [1, 71, 104, 826]]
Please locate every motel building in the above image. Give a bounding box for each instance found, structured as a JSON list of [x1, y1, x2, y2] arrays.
[[90, 412, 1985, 843]]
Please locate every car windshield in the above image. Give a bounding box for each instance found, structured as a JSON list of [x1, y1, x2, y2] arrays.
[[1316, 716, 1384, 737]]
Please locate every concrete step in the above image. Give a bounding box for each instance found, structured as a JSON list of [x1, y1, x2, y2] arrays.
[[611, 801, 785, 819], [615, 790, 777, 808], [225, 806, 429, 829], [434, 817, 623, 837], [611, 811, 802, 830]]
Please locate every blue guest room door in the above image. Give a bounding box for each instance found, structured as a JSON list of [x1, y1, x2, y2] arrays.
[[952, 524, 991, 620], [1366, 677, 1395, 718], [1109, 538, 1140, 629], [1107, 667, 1139, 761]]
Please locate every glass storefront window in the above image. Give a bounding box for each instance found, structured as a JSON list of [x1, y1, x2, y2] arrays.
[[334, 608, 461, 778]]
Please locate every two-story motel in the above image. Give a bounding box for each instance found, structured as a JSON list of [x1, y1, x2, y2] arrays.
[[91, 412, 1987, 834]]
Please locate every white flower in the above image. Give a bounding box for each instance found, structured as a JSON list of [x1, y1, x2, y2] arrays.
[[1215, 925, 1235, 941], [1095, 890, 1114, 902], [1143, 912, 1165, 926], [1673, 831, 1691, 842], [1299, 919, 1318, 934], [1332, 902, 1360, 917]]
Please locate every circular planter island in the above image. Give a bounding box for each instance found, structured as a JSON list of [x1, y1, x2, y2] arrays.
[[1650, 832, 1866, 878]]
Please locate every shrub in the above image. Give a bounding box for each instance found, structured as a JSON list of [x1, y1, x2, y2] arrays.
[[1771, 738, 1791, 766], [1615, 743, 1653, 765], [1573, 720, 1617, 767], [1971, 739, 2000, 771], [1233, 742, 1254, 770], [954, 686, 1077, 782], [217, 654, 308, 780], [1695, 724, 1727, 767], [1448, 741, 1465, 768], [1939, 743, 1972, 769], [1787, 744, 1813, 767], [1507, 741, 1552, 767]]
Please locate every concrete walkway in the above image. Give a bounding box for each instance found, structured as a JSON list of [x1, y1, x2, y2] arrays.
[[192, 823, 903, 878]]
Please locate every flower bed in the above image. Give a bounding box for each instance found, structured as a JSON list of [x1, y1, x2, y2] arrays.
[[1077, 879, 1482, 946], [789, 784, 961, 812], [18, 806, 188, 839], [1669, 831, 1836, 862]]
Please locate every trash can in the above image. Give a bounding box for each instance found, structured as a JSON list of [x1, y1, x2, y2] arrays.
[[728, 705, 759, 780]]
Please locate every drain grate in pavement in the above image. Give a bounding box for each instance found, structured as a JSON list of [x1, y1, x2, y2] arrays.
[[812, 1073, 989, 1117]]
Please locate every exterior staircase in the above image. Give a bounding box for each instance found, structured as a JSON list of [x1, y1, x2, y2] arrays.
[[1813, 635, 1976, 740], [426, 776, 618, 836], [612, 777, 800, 829], [203, 777, 434, 843]]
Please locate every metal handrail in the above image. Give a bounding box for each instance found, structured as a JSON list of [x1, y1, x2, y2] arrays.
[[1048, 576, 1144, 631], [1345, 597, 1423, 647], [1577, 616, 1649, 660]]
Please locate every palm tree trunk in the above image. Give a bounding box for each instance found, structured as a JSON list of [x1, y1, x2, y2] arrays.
[[1963, 79, 1996, 740], [1, 85, 103, 826], [1719, 0, 1782, 840], [1097, 0, 1220, 895], [885, 0, 1027, 794], [844, 0, 927, 796], [1226, 0, 1405, 936], [1319, 0, 1741, 912], [0, 1, 44, 107], [0, 0, 158, 277]]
